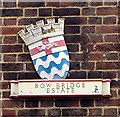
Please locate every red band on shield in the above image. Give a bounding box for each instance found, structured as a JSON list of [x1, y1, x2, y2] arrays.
[[30, 38, 65, 56]]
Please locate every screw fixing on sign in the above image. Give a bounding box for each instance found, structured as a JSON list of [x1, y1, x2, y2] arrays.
[[18, 18, 70, 80]]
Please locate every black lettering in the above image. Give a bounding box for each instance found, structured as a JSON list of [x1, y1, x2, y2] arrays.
[[66, 87, 70, 93], [82, 83, 85, 88], [61, 87, 65, 93], [46, 83, 51, 87], [47, 88, 50, 93], [71, 88, 74, 93], [70, 83, 74, 88], [76, 83, 80, 88], [35, 83, 38, 88], [62, 83, 65, 88], [52, 88, 55, 93], [40, 83, 45, 88], [56, 83, 60, 89]]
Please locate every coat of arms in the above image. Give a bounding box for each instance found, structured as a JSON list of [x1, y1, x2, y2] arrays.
[[18, 18, 70, 80]]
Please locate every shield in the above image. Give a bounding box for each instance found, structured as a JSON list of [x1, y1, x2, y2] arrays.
[[18, 18, 70, 80]]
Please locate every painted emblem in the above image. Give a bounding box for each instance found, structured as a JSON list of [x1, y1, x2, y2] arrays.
[[18, 18, 70, 80]]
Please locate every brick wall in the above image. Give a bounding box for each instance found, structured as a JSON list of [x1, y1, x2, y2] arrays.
[[0, 0, 120, 116]]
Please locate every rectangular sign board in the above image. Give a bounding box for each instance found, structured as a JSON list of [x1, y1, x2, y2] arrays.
[[10, 79, 111, 97]]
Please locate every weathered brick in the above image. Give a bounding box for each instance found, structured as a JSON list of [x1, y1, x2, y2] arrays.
[[110, 90, 117, 97], [89, 34, 103, 43], [89, 108, 102, 116], [68, 71, 86, 79], [65, 26, 80, 34], [2, 63, 23, 71], [18, 18, 45, 25], [56, 99, 79, 107], [18, 109, 45, 116], [81, 44, 94, 52], [67, 44, 79, 52], [25, 9, 37, 17], [46, 2, 60, 7], [3, 54, 16, 62], [105, 53, 118, 60], [2, 100, 24, 108], [118, 90, 120, 95], [18, 72, 40, 79], [95, 99, 120, 106], [104, 2, 117, 5], [2, 27, 23, 35], [53, 8, 80, 16], [0, 82, 9, 89], [3, 36, 17, 44], [70, 62, 80, 70], [104, 35, 119, 42], [48, 109, 61, 116], [39, 8, 52, 16], [80, 99, 94, 107], [18, 2, 45, 7], [81, 62, 95, 70], [26, 100, 38, 107], [41, 99, 54, 107], [2, 45, 22, 53], [89, 53, 103, 61], [104, 108, 117, 116], [26, 63, 35, 71], [65, 17, 87, 25], [82, 26, 95, 33], [90, 2, 103, 6], [96, 44, 120, 52], [3, 1, 16, 7], [4, 18, 17, 26], [2, 110, 16, 116], [62, 109, 87, 116], [96, 26, 119, 34], [96, 62, 120, 70], [18, 54, 31, 62], [103, 17, 116, 24], [88, 71, 102, 78], [2, 9, 23, 16], [3, 73, 17, 80], [97, 7, 118, 15], [24, 45, 29, 52], [103, 71, 116, 79], [2, 91, 10, 98], [88, 17, 102, 24], [82, 8, 95, 15], [111, 80, 120, 88]]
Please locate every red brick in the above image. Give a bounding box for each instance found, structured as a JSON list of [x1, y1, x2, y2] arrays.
[[89, 108, 102, 116], [18, 54, 31, 62], [104, 35, 119, 42], [25, 9, 37, 17], [103, 17, 116, 24], [3, 73, 17, 80], [65, 17, 87, 25], [26, 63, 35, 71], [41, 99, 54, 107], [39, 8, 52, 16], [4, 18, 16, 26], [88, 17, 102, 24], [56, 99, 79, 107], [62, 109, 87, 116], [111, 80, 120, 88], [24, 45, 29, 52], [96, 62, 120, 70], [82, 26, 95, 33], [104, 108, 117, 116], [68, 71, 86, 79], [89, 53, 103, 61], [2, 45, 22, 53], [95, 99, 120, 106], [65, 26, 80, 34], [110, 90, 117, 97], [48, 109, 61, 116], [96, 44, 120, 51], [2, 9, 23, 16], [53, 8, 80, 16], [2, 91, 10, 98], [2, 110, 16, 116], [18, 36, 24, 44], [18, 109, 45, 116], [97, 7, 118, 15], [82, 8, 95, 15], [3, 54, 16, 62], [18, 1, 45, 7], [96, 26, 119, 34], [3, 36, 17, 44], [2, 100, 24, 108], [0, 82, 9, 89], [26, 100, 38, 107], [70, 62, 80, 70], [80, 99, 94, 107], [90, 2, 103, 6], [67, 44, 79, 52], [104, 2, 117, 5], [46, 2, 60, 7], [3, 2, 16, 7], [88, 71, 102, 78], [81, 44, 94, 52], [103, 71, 116, 79], [2, 63, 23, 71], [81, 62, 95, 70], [2, 27, 23, 35], [18, 18, 45, 25], [105, 53, 118, 60]]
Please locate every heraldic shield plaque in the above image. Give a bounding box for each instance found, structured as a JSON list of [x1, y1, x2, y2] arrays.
[[10, 18, 111, 98]]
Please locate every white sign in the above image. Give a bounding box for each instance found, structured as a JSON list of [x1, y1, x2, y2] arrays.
[[10, 79, 111, 97]]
